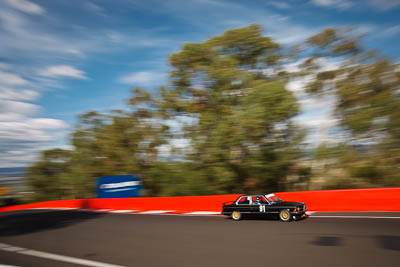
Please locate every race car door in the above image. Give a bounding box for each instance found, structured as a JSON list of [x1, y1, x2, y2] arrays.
[[235, 196, 252, 214], [250, 195, 269, 214]]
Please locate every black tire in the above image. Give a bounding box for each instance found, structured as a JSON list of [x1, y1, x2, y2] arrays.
[[279, 210, 292, 222], [231, 210, 242, 221]]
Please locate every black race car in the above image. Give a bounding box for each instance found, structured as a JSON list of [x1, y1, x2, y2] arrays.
[[222, 193, 307, 222]]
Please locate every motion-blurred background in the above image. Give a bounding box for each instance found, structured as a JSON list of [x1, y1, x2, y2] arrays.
[[0, 0, 399, 205]]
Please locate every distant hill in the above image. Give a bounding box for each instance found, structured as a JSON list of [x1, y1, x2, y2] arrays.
[[0, 167, 26, 178]]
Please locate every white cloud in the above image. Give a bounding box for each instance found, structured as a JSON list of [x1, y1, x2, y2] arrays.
[[0, 70, 30, 86], [0, 99, 39, 116], [192, 0, 239, 8], [367, 0, 400, 11], [39, 65, 88, 79], [4, 0, 45, 15], [0, 1, 174, 64], [287, 76, 312, 92], [0, 65, 69, 167], [0, 62, 13, 70], [273, 24, 318, 44], [0, 7, 84, 58], [158, 138, 191, 159], [0, 104, 69, 166], [0, 121, 66, 143], [106, 31, 126, 44], [296, 115, 338, 129], [104, 31, 161, 47], [0, 88, 39, 101], [85, 2, 107, 16], [286, 57, 344, 146], [310, 0, 353, 9], [356, 24, 377, 37], [119, 71, 165, 86], [0, 3, 108, 166], [291, 87, 341, 145], [222, 16, 316, 44], [156, 0, 319, 44], [379, 25, 400, 38], [311, 0, 400, 10], [26, 118, 68, 130], [64, 48, 84, 56], [0, 149, 38, 167], [269, 1, 291, 9], [0, 4, 92, 167], [283, 57, 342, 74]]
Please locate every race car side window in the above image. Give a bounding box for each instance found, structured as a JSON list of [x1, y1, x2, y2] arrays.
[[237, 196, 249, 205], [267, 195, 279, 202], [251, 196, 267, 204]]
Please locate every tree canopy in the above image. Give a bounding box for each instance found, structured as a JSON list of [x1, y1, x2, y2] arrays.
[[27, 24, 400, 201]]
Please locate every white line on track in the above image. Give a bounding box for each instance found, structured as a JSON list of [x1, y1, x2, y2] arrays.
[[108, 210, 136, 213], [4, 208, 400, 219], [0, 243, 126, 267], [184, 211, 221, 215], [0, 244, 10, 249], [1, 246, 25, 252], [139, 210, 174, 214]]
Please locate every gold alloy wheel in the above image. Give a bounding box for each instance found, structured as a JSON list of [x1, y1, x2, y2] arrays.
[[279, 210, 291, 221], [232, 211, 241, 220]]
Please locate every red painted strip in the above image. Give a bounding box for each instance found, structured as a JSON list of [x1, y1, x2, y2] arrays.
[[1, 188, 400, 213], [276, 187, 400, 212], [0, 199, 83, 212]]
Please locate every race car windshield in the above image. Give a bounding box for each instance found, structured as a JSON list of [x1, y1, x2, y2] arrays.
[[266, 195, 281, 202]]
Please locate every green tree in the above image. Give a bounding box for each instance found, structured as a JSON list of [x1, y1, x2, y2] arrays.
[[160, 24, 302, 193], [68, 87, 168, 197], [301, 28, 400, 186], [28, 25, 306, 200], [34, 25, 400, 200], [27, 149, 73, 201]]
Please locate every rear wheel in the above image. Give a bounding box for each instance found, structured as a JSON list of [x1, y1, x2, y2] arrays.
[[232, 210, 242, 221], [279, 210, 292, 222]]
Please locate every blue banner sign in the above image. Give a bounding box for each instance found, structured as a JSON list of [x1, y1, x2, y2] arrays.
[[97, 175, 142, 198]]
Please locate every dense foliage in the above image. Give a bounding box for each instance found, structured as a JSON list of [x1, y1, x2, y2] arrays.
[[27, 25, 400, 201], [300, 28, 400, 189]]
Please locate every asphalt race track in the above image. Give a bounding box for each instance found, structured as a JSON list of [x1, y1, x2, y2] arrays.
[[1, 210, 400, 267]]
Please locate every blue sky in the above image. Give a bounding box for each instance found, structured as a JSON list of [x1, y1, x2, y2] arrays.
[[0, 0, 399, 167]]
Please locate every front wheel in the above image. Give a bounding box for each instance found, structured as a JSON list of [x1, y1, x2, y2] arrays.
[[279, 210, 292, 222], [232, 210, 242, 221]]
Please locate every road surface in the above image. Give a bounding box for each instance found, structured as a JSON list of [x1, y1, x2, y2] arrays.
[[1, 210, 399, 267]]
